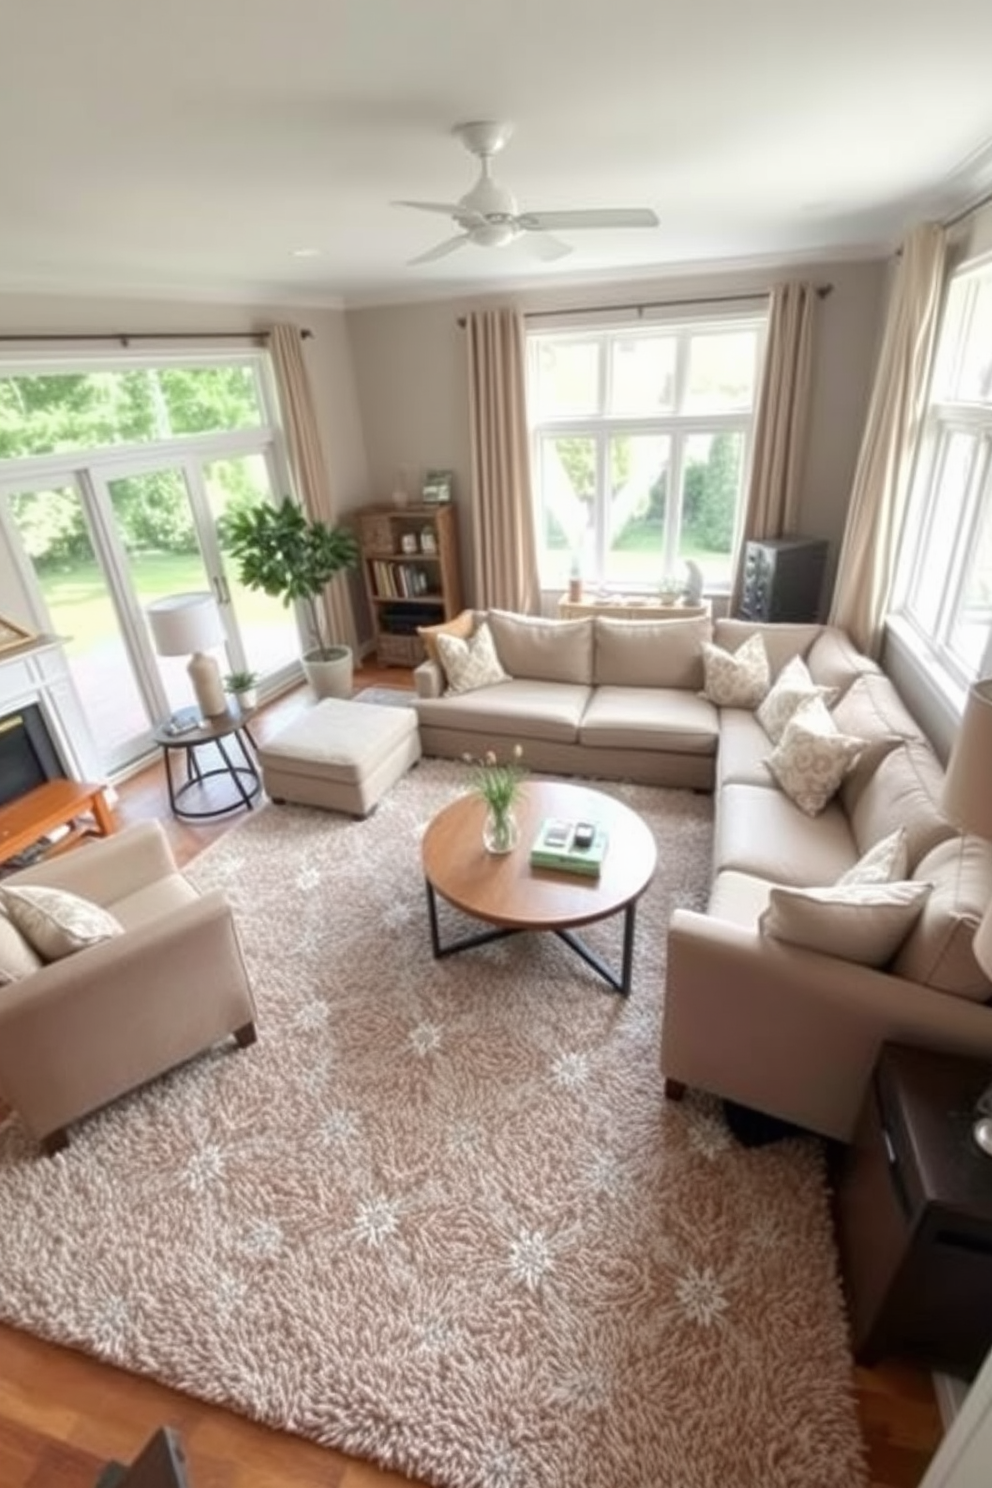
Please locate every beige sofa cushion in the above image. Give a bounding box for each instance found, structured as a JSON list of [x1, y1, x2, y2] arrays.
[[487, 611, 594, 684], [701, 632, 770, 707], [837, 828, 909, 886], [436, 621, 508, 693], [892, 835, 992, 1001], [805, 628, 882, 697], [708, 869, 774, 927], [0, 910, 43, 985], [717, 709, 777, 788], [579, 687, 719, 754], [715, 782, 858, 885], [759, 880, 932, 966], [1, 884, 124, 962], [765, 695, 866, 817], [833, 673, 927, 813], [850, 739, 956, 870], [417, 608, 476, 667], [415, 679, 591, 744], [757, 655, 837, 743], [712, 619, 822, 678], [593, 615, 710, 689]]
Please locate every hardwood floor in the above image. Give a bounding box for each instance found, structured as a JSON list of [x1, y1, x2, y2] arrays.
[[0, 665, 945, 1487]]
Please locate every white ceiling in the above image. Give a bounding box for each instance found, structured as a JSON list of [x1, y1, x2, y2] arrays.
[[3, 0, 992, 309]]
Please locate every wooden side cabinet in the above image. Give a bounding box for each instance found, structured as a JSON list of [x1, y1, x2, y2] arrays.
[[834, 1043, 992, 1379], [357, 504, 462, 667]]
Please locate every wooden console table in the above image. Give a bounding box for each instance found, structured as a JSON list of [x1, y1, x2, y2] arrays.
[[557, 597, 710, 621], [0, 779, 115, 868]]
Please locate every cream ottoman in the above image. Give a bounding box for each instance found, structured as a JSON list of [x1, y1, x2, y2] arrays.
[[259, 698, 421, 817]]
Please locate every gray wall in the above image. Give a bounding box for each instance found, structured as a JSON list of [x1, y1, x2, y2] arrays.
[[346, 256, 889, 614]]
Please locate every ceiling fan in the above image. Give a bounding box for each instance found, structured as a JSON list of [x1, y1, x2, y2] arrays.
[[395, 121, 660, 266]]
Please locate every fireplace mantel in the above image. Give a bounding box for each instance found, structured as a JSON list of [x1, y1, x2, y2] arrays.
[[0, 635, 102, 783]]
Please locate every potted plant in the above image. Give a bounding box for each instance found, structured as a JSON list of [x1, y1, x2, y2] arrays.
[[223, 668, 259, 712], [220, 497, 360, 699]]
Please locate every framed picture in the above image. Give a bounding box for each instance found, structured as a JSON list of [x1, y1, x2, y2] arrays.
[[0, 613, 34, 655], [422, 468, 453, 505]]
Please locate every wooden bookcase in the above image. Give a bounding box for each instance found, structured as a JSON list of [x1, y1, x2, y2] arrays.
[[357, 504, 462, 667]]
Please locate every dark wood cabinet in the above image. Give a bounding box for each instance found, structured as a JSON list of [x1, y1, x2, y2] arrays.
[[737, 537, 828, 622], [834, 1042, 992, 1379]]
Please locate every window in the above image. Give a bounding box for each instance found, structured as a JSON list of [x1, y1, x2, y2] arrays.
[[893, 262, 992, 688], [0, 352, 300, 773], [526, 316, 765, 591]]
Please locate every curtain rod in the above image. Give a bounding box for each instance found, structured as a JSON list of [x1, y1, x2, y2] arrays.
[[456, 284, 832, 327], [0, 328, 312, 347]]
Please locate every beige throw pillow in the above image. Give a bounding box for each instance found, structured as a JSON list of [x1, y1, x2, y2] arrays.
[[837, 828, 909, 887], [700, 632, 771, 708], [765, 696, 866, 817], [760, 881, 933, 966], [417, 609, 476, 668], [435, 620, 509, 695], [757, 654, 836, 743], [0, 885, 124, 963], [0, 908, 43, 985]]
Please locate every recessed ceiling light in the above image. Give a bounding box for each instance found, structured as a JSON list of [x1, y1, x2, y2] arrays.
[[291, 247, 322, 258]]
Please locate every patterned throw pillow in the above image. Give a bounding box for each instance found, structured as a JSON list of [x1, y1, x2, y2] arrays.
[[435, 620, 509, 695], [759, 880, 933, 966], [700, 632, 771, 708], [0, 908, 43, 985], [836, 827, 909, 887], [0, 885, 124, 963], [756, 654, 837, 744], [765, 696, 866, 816]]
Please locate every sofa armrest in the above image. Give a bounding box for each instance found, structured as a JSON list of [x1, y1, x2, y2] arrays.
[[663, 908, 992, 1141], [414, 660, 444, 698], [3, 820, 178, 907], [0, 890, 255, 1139]]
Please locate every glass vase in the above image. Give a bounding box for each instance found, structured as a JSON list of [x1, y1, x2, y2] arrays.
[[483, 805, 520, 855]]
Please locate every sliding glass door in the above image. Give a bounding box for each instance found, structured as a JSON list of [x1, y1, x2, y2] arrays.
[[4, 454, 300, 773]]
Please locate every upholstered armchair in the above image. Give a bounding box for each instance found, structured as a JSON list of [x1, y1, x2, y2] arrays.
[[0, 820, 256, 1154]]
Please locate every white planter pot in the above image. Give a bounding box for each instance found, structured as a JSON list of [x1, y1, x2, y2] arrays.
[[234, 687, 258, 712], [303, 646, 353, 700]]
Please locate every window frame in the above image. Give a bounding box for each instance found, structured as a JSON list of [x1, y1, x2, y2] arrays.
[[891, 256, 992, 696], [526, 313, 766, 594]]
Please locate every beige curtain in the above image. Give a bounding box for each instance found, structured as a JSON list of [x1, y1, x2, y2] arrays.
[[730, 281, 816, 612], [466, 308, 540, 613], [828, 223, 947, 656], [269, 322, 358, 653]]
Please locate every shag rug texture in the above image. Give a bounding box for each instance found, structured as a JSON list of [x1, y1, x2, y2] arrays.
[[0, 761, 866, 1488]]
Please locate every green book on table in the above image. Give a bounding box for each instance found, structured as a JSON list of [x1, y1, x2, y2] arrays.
[[530, 818, 608, 876]]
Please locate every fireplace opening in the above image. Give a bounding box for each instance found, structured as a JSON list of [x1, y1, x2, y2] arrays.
[[0, 704, 66, 809]]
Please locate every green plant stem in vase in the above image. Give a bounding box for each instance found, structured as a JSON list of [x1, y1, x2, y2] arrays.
[[465, 746, 526, 855]]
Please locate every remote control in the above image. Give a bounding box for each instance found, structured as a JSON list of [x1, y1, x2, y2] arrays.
[[573, 822, 595, 850]]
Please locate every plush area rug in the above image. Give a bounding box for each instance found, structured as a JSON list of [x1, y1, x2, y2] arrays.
[[0, 762, 865, 1487]]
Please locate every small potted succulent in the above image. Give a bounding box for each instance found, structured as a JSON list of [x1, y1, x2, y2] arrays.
[[223, 668, 260, 713]]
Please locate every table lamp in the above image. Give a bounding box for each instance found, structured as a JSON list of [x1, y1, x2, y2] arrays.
[[147, 593, 228, 718], [941, 676, 992, 1153]]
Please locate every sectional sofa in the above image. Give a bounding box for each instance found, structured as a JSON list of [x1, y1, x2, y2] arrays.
[[413, 609, 992, 1140]]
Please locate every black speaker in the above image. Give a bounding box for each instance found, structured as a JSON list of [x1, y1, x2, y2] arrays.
[[738, 537, 829, 623]]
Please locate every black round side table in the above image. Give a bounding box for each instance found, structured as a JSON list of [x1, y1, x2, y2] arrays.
[[153, 708, 261, 821]]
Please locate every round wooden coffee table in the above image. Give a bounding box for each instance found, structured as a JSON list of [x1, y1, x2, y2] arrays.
[[421, 779, 657, 996]]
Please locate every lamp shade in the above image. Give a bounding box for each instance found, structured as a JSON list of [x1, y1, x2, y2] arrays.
[[147, 593, 224, 657], [942, 679, 992, 839]]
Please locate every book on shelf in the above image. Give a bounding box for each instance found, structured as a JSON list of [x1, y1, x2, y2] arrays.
[[529, 818, 608, 877]]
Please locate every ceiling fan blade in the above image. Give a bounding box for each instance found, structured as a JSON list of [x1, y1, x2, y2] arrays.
[[519, 208, 660, 231], [519, 230, 573, 262], [407, 233, 472, 267], [392, 199, 466, 217]]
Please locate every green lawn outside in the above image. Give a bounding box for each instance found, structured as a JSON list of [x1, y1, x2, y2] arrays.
[[36, 553, 289, 654]]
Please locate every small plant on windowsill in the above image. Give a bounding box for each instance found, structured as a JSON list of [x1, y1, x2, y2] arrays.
[[223, 669, 260, 713], [464, 745, 526, 855]]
